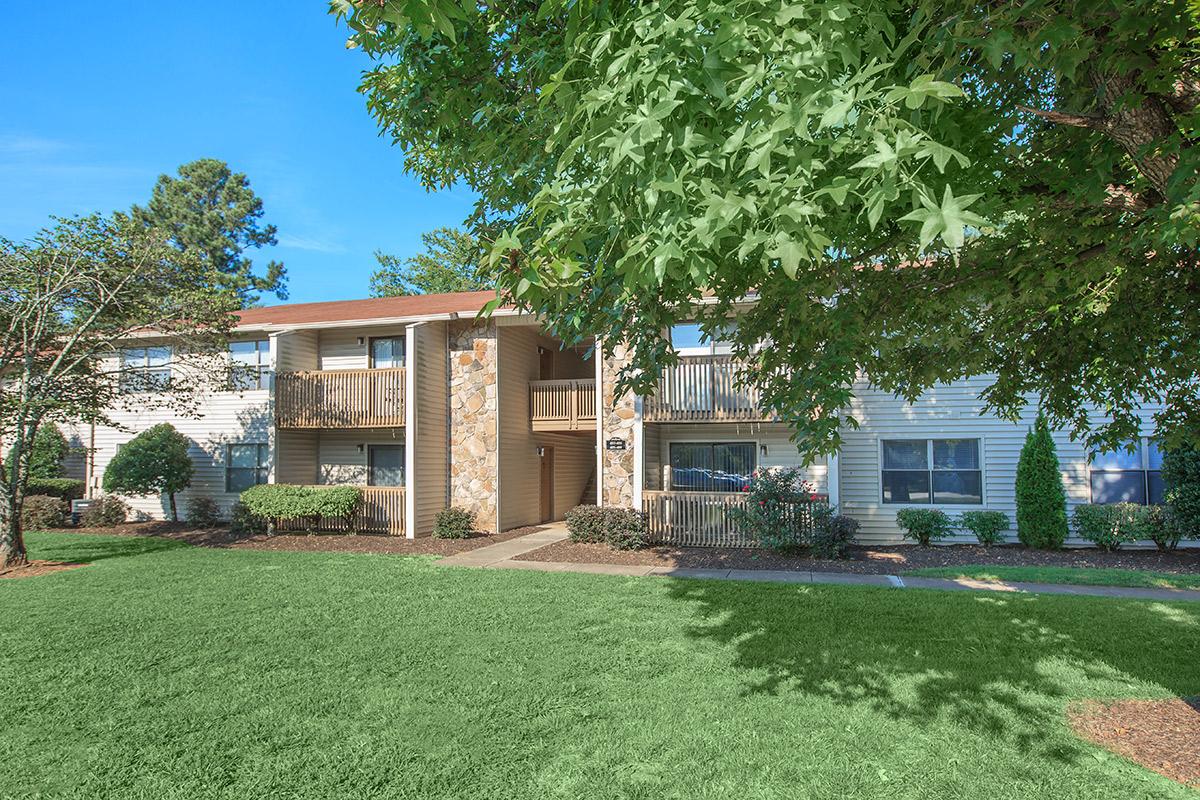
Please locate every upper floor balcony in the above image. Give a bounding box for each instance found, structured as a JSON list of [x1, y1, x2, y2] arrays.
[[644, 354, 769, 423], [275, 367, 406, 428], [529, 378, 597, 431]]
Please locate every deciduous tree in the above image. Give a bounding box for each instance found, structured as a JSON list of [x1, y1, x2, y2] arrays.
[[334, 0, 1200, 455], [102, 423, 194, 522], [369, 227, 488, 296]]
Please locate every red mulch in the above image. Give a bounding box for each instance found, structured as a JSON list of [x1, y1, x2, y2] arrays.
[[52, 521, 541, 557], [0, 560, 86, 580], [1070, 698, 1200, 788], [513, 539, 1200, 575]]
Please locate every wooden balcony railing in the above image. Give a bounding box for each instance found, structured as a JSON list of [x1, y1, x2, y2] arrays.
[[276, 486, 406, 535], [642, 490, 826, 548], [275, 368, 406, 428], [644, 354, 768, 422], [530, 379, 597, 431]]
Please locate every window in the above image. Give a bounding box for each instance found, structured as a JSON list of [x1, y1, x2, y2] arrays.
[[368, 444, 405, 487], [669, 442, 756, 492], [226, 443, 268, 492], [882, 438, 982, 504], [370, 336, 405, 369], [1090, 439, 1163, 505], [120, 346, 171, 393], [230, 339, 271, 390], [669, 321, 736, 354]]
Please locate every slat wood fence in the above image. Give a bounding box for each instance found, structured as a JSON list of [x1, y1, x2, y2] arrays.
[[644, 355, 769, 422], [275, 486, 406, 535], [276, 368, 406, 428], [642, 490, 826, 547], [530, 379, 597, 431]]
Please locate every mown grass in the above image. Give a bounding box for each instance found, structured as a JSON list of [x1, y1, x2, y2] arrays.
[[2, 531, 1198, 799], [906, 564, 1200, 591]]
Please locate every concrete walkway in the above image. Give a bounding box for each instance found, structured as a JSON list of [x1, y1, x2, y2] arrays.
[[440, 527, 1200, 603]]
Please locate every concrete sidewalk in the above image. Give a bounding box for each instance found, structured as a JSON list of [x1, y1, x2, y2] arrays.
[[440, 528, 1200, 603]]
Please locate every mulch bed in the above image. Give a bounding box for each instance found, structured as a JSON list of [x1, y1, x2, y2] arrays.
[[0, 560, 86, 580], [1070, 697, 1200, 788], [513, 539, 1200, 575], [41, 521, 542, 558]]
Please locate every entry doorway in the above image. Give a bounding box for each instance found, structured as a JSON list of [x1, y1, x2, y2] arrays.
[[539, 446, 555, 523], [538, 346, 554, 380]]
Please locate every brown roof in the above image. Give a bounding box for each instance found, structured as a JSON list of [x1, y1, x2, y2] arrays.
[[236, 290, 504, 327]]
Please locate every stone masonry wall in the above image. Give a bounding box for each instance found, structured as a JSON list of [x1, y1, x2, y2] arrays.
[[600, 340, 636, 508], [448, 320, 498, 531]]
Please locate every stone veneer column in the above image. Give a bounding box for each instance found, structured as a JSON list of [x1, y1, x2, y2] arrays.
[[448, 320, 498, 531], [599, 341, 637, 508]]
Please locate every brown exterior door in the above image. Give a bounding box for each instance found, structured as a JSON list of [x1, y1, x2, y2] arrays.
[[539, 346, 555, 380], [539, 447, 555, 523]]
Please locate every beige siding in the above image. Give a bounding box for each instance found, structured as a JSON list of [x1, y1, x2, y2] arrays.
[[408, 321, 449, 536], [275, 429, 318, 485], [648, 422, 828, 494], [838, 377, 1163, 545], [318, 325, 409, 371], [91, 348, 274, 519], [316, 428, 404, 485], [536, 432, 595, 515], [275, 330, 318, 372], [497, 325, 542, 530]]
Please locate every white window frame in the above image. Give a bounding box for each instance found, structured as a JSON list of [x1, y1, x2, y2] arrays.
[[878, 437, 985, 507], [229, 339, 272, 391], [119, 346, 172, 394], [226, 443, 269, 493], [1088, 437, 1163, 505]]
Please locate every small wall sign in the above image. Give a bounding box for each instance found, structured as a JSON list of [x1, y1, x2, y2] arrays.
[[605, 438, 627, 451]]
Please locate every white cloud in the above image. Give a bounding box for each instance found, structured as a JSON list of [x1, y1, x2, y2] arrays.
[[276, 233, 346, 254]]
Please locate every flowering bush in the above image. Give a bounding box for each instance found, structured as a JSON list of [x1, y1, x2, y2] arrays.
[[731, 468, 823, 551]]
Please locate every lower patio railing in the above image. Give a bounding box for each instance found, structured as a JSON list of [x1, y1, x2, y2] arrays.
[[641, 490, 826, 548], [275, 486, 406, 536]]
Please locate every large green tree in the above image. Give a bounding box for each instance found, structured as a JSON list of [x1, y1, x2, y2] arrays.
[[133, 158, 287, 307], [334, 0, 1200, 456], [102, 423, 194, 522], [369, 226, 489, 296], [0, 214, 239, 569]]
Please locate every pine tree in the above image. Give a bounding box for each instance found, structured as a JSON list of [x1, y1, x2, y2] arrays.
[[102, 424, 194, 522], [1015, 413, 1069, 549]]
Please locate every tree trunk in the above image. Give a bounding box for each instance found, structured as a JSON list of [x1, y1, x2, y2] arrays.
[[168, 492, 178, 522], [0, 504, 28, 571], [1089, 69, 1181, 201]]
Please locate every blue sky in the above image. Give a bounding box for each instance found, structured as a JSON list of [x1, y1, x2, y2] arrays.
[[0, 3, 476, 305]]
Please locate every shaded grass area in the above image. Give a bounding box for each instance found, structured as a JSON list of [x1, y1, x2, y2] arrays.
[[2, 531, 1198, 799], [906, 564, 1200, 591]]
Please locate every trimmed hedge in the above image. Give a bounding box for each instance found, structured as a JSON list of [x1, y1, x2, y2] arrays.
[[1072, 503, 1150, 551], [896, 508, 953, 546], [811, 506, 859, 559], [26, 478, 85, 501], [186, 496, 224, 528], [433, 507, 475, 539], [1162, 444, 1200, 547], [79, 496, 129, 527], [230, 501, 267, 535], [22, 495, 68, 529], [239, 485, 362, 532], [1015, 414, 1068, 549], [959, 510, 1010, 546], [565, 505, 648, 550]]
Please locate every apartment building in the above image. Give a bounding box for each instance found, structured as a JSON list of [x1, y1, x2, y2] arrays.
[[78, 291, 1164, 545]]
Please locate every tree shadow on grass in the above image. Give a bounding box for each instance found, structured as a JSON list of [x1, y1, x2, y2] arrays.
[[663, 579, 1200, 764], [27, 533, 193, 566]]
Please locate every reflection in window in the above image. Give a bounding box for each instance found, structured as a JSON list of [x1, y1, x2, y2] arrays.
[[669, 442, 756, 492], [882, 439, 982, 504], [230, 339, 271, 390], [1090, 439, 1163, 504], [226, 443, 268, 492], [371, 337, 406, 369], [368, 444, 405, 487], [120, 347, 172, 393]]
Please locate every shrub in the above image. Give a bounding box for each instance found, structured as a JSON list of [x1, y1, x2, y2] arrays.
[[811, 506, 859, 559], [238, 484, 362, 531], [959, 510, 1010, 546], [564, 505, 648, 550], [186, 496, 223, 528], [896, 507, 953, 546], [433, 507, 475, 539], [25, 478, 85, 501], [79, 496, 129, 527], [1144, 505, 1183, 551], [102, 423, 194, 521], [565, 505, 607, 543], [1162, 443, 1200, 546], [604, 508, 648, 550], [1015, 413, 1069, 549], [230, 501, 267, 536], [21, 495, 67, 529], [7, 423, 69, 481], [729, 467, 818, 550], [1072, 503, 1149, 551]]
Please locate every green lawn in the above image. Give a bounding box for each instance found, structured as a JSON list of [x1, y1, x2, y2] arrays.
[[2, 532, 1198, 800], [906, 564, 1200, 591]]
